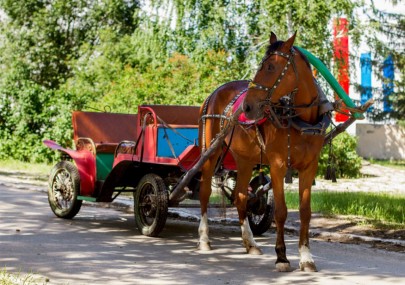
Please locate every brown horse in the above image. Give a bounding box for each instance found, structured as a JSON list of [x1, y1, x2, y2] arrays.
[[198, 32, 328, 272]]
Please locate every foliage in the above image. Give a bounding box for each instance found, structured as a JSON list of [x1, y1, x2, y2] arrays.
[[354, 1, 405, 121], [89, 50, 238, 112], [318, 131, 362, 178], [0, 0, 139, 162], [285, 190, 405, 225]]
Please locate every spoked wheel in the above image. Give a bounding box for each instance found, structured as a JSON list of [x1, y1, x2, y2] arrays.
[[134, 174, 169, 237], [247, 175, 274, 236], [48, 161, 82, 219]]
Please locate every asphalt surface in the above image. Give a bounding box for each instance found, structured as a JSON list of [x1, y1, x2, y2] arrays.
[[0, 169, 405, 284], [2, 166, 404, 248]]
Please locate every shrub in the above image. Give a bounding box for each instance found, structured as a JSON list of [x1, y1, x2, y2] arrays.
[[318, 131, 362, 178]]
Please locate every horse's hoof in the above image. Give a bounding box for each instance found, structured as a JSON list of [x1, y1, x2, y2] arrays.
[[299, 261, 318, 272], [247, 246, 263, 255], [275, 262, 292, 272], [197, 242, 212, 251]]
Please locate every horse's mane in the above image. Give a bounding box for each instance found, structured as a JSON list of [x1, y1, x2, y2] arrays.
[[265, 41, 311, 69]]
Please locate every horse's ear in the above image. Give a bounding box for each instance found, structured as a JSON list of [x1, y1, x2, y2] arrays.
[[282, 31, 297, 51], [270, 32, 278, 45]]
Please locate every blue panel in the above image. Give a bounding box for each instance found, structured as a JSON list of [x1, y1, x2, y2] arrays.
[[360, 53, 372, 110], [383, 55, 394, 112], [157, 128, 198, 158]]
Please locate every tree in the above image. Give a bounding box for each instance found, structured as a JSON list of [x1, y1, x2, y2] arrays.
[[355, 1, 404, 121], [0, 0, 403, 163], [0, 0, 140, 162]]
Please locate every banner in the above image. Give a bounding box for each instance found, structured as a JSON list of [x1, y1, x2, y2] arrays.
[[360, 52, 372, 112], [383, 55, 394, 112], [333, 18, 350, 122]]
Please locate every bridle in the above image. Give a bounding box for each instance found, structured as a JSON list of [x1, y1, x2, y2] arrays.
[[247, 48, 300, 128]]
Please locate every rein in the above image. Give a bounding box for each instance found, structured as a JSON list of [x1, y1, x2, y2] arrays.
[[200, 87, 246, 152]]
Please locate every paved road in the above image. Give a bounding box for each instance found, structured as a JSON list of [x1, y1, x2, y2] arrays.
[[1, 180, 404, 284]]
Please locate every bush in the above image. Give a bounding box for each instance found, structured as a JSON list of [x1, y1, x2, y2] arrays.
[[317, 131, 362, 178]]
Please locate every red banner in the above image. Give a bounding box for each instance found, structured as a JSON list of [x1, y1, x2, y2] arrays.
[[333, 18, 350, 122]]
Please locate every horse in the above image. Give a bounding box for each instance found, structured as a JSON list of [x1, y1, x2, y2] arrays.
[[198, 32, 330, 272]]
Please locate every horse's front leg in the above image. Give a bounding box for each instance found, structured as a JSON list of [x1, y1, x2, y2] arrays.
[[297, 163, 319, 272], [271, 165, 291, 272], [234, 163, 262, 255]]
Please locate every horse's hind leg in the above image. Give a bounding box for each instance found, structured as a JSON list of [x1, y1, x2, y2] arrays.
[[234, 162, 262, 255], [297, 164, 318, 272], [271, 166, 292, 272], [197, 152, 221, 251]]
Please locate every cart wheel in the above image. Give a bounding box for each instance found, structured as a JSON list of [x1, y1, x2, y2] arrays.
[[48, 161, 82, 219], [247, 175, 274, 236], [134, 174, 169, 237]]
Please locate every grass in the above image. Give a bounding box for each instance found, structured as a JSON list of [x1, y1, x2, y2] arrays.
[[0, 159, 52, 177], [365, 158, 405, 170], [285, 190, 405, 226], [0, 268, 49, 285]]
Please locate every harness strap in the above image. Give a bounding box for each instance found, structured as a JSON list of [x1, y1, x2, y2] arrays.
[[200, 114, 229, 122], [221, 89, 247, 129], [200, 91, 215, 152], [255, 125, 266, 151], [290, 112, 332, 136], [200, 88, 247, 152]]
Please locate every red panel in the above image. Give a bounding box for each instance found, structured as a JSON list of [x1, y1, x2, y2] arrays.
[[177, 145, 200, 170], [43, 140, 96, 196], [333, 18, 350, 122], [222, 151, 237, 170]]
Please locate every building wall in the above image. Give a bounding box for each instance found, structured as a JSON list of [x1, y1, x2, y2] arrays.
[[356, 123, 405, 160]]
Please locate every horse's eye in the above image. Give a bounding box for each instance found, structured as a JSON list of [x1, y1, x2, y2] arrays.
[[268, 64, 275, 72]]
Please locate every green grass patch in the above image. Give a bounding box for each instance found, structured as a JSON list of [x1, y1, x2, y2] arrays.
[[0, 268, 48, 285], [0, 159, 52, 177], [366, 159, 405, 170], [285, 190, 405, 225]]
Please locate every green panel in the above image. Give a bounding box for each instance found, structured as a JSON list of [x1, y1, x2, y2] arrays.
[[77, 196, 97, 202], [96, 153, 114, 180]]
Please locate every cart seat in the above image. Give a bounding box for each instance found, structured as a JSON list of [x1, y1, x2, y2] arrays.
[[72, 111, 138, 152], [72, 111, 138, 180]]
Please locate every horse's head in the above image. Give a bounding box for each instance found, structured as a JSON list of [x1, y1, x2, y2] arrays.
[[242, 32, 299, 120]]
